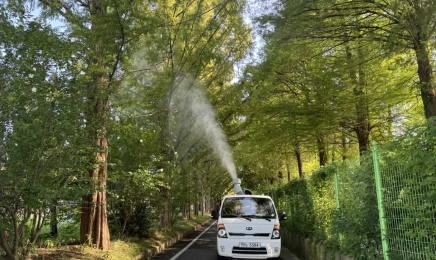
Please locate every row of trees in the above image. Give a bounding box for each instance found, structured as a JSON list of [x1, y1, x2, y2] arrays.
[[0, 0, 251, 259], [234, 0, 432, 183], [235, 3, 436, 257]]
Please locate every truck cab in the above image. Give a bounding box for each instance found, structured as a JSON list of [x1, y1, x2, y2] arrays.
[[212, 194, 286, 259]]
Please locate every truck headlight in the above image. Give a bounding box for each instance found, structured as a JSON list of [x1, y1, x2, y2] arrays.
[[271, 224, 280, 239], [218, 229, 227, 238], [218, 224, 227, 238], [271, 230, 280, 239]]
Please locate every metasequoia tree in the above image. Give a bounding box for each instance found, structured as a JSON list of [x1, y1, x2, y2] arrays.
[[37, 0, 154, 248]]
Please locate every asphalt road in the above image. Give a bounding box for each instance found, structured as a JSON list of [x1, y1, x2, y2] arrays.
[[150, 220, 300, 260]]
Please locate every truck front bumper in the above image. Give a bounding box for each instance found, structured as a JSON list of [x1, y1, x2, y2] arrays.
[[217, 238, 281, 259]]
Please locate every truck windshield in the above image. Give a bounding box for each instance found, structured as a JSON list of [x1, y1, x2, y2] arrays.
[[221, 197, 276, 218]]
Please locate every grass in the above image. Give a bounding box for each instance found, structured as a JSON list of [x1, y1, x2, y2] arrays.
[[30, 215, 211, 260]]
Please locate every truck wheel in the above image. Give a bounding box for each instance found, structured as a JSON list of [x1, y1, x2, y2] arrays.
[[217, 253, 227, 260]]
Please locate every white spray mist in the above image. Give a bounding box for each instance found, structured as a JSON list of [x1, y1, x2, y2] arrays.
[[170, 75, 237, 179]]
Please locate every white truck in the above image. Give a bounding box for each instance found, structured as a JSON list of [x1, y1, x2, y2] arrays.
[[212, 179, 286, 260]]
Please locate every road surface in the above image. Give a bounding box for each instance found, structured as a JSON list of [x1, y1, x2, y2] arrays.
[[151, 220, 300, 260]]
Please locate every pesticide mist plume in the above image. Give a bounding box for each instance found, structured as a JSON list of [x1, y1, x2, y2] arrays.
[[170, 75, 237, 180]]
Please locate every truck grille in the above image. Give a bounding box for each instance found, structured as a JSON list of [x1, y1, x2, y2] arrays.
[[228, 233, 270, 237], [232, 247, 268, 255]]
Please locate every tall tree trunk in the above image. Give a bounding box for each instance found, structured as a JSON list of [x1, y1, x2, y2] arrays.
[[345, 39, 371, 156], [284, 147, 291, 181], [354, 56, 370, 156], [341, 135, 347, 162], [159, 186, 170, 229], [201, 173, 205, 216], [193, 173, 199, 216], [50, 205, 57, 236], [186, 170, 191, 220], [182, 171, 188, 219], [194, 194, 199, 216], [286, 161, 291, 181], [414, 40, 436, 118], [80, 32, 111, 246], [157, 110, 170, 229], [80, 129, 110, 249], [355, 119, 370, 156], [354, 90, 370, 156], [205, 178, 210, 214], [186, 202, 191, 220], [161, 163, 171, 228], [80, 1, 111, 248], [317, 136, 328, 166], [295, 149, 304, 178]]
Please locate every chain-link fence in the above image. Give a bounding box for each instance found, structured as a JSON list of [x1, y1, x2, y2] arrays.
[[375, 142, 436, 260], [275, 136, 436, 260]]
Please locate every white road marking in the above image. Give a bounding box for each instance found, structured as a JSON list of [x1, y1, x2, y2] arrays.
[[170, 220, 217, 260]]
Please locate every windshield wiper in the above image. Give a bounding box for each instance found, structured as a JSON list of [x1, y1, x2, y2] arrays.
[[222, 214, 239, 218], [241, 215, 252, 221], [253, 216, 272, 221]]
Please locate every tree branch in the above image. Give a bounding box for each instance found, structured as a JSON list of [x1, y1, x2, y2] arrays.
[[113, 61, 165, 81], [108, 1, 127, 83], [158, 1, 225, 27]]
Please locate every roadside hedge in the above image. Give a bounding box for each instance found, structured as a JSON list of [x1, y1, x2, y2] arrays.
[[274, 157, 382, 259], [275, 119, 436, 260]]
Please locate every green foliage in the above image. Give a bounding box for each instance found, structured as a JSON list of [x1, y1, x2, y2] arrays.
[[0, 4, 90, 258], [278, 179, 315, 237], [108, 168, 163, 239], [377, 119, 436, 259], [260, 0, 436, 119], [37, 221, 81, 247], [276, 165, 338, 244], [332, 157, 382, 259], [275, 120, 436, 259], [6, 0, 436, 258], [2, 0, 250, 256], [235, 0, 425, 185], [275, 159, 383, 259]]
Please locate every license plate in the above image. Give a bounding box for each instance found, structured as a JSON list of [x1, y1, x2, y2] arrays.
[[239, 242, 261, 248]]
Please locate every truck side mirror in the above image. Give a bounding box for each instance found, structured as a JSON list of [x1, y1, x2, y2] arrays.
[[211, 210, 219, 220], [279, 211, 287, 221]]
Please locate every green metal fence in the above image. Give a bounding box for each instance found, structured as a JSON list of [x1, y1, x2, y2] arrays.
[[276, 140, 436, 260], [372, 142, 390, 260], [373, 142, 436, 260]]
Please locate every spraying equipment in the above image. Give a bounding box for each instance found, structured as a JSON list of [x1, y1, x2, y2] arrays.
[[232, 178, 253, 195], [232, 178, 243, 195]]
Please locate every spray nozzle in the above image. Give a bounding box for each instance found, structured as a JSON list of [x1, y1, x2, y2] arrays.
[[232, 178, 244, 195]]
